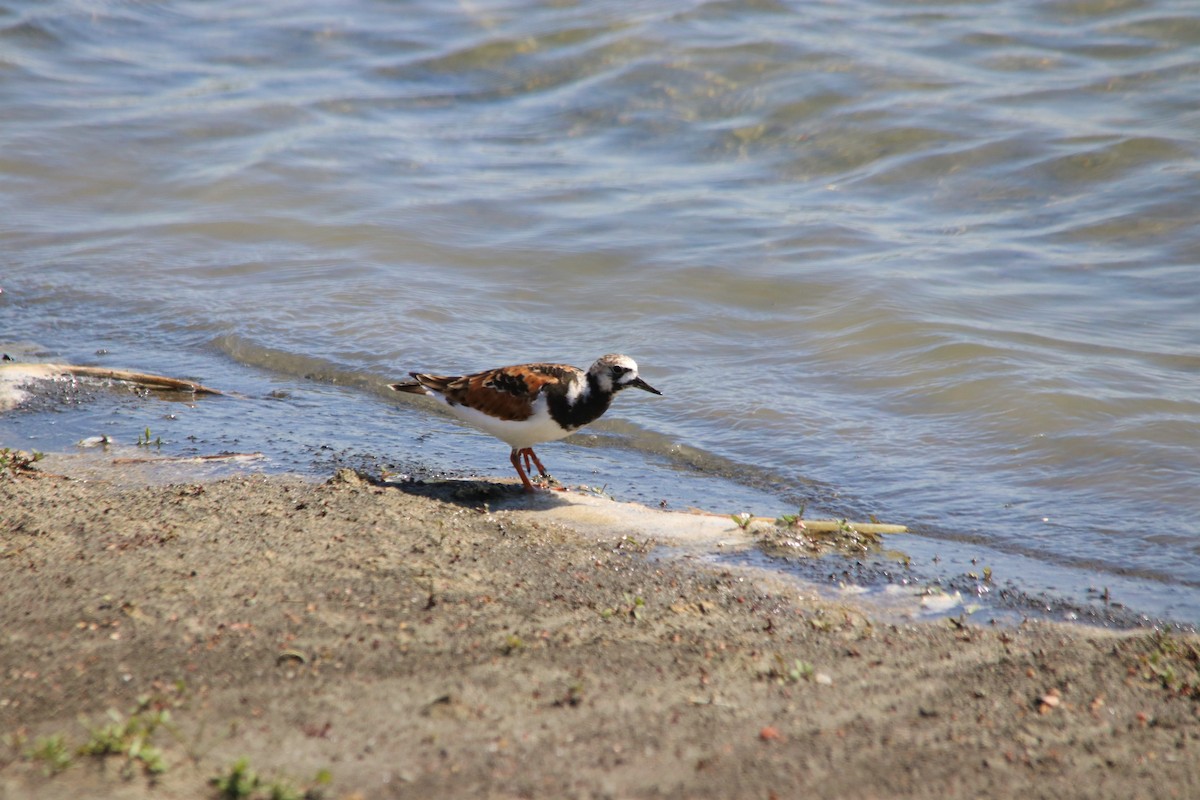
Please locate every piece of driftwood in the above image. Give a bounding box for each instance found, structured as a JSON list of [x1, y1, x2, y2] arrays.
[[765, 518, 907, 535], [110, 452, 264, 465], [0, 363, 224, 395], [57, 364, 224, 395], [711, 511, 907, 535]]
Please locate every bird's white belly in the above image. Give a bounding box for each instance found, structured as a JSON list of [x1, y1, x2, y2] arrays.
[[438, 395, 572, 450]]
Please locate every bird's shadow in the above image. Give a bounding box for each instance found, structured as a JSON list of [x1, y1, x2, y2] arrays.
[[357, 470, 575, 511]]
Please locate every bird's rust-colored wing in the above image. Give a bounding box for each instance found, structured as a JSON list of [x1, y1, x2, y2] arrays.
[[405, 363, 580, 422]]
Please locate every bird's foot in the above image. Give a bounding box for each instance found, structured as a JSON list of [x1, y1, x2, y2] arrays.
[[519, 447, 549, 478]]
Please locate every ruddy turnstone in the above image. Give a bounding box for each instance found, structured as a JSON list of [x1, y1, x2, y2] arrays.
[[390, 354, 661, 492]]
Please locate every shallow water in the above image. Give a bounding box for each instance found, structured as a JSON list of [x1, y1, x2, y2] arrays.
[[3, 0, 1199, 623]]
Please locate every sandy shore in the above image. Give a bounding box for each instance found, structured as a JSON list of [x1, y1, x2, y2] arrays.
[[2, 459, 1199, 799]]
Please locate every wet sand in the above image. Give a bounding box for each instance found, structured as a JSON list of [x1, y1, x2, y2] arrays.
[[2, 461, 1198, 799]]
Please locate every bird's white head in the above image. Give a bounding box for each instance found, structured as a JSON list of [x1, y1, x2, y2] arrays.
[[589, 354, 662, 396]]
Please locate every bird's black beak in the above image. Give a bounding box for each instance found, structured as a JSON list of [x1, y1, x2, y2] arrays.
[[628, 377, 662, 396]]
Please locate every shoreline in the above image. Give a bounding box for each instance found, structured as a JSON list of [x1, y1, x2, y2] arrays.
[[2, 462, 1199, 798], [2, 361, 1190, 630]]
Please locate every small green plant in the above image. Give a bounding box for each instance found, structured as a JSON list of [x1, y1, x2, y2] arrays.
[[1140, 629, 1200, 699], [765, 655, 816, 684], [630, 595, 646, 621], [213, 757, 259, 799], [14, 688, 191, 783], [731, 512, 753, 530], [501, 634, 525, 655], [211, 758, 332, 800], [78, 697, 171, 778], [136, 427, 162, 447], [775, 503, 807, 528], [264, 779, 302, 800], [787, 659, 815, 683], [0, 447, 43, 477], [600, 596, 647, 623], [613, 535, 655, 554], [28, 734, 73, 775]]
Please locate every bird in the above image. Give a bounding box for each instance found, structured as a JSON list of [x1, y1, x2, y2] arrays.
[[389, 354, 661, 492]]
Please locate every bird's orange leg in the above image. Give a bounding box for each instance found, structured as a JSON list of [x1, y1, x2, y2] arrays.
[[509, 448, 537, 493], [520, 447, 548, 478]]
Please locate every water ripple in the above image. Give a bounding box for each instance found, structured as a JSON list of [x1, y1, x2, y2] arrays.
[[4, 0, 1200, 621]]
